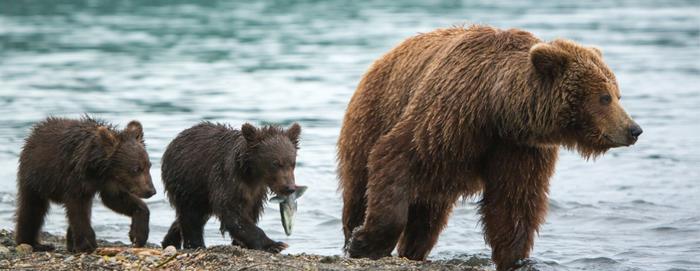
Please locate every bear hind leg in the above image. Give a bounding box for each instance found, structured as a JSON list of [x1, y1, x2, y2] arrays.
[[178, 209, 209, 249], [65, 198, 97, 253], [341, 176, 368, 248], [346, 138, 413, 259], [338, 137, 372, 246], [397, 198, 456, 260], [161, 221, 182, 249], [346, 185, 409, 259], [66, 226, 73, 251], [14, 188, 54, 251]]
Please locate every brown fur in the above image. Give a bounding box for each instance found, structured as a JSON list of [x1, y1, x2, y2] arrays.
[[15, 116, 155, 253], [337, 25, 641, 270], [160, 122, 301, 253]]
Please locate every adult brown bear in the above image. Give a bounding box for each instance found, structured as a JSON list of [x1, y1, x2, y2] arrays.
[[337, 25, 642, 270]]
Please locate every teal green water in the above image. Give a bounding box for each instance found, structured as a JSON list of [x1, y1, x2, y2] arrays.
[[1, 1, 699, 270]]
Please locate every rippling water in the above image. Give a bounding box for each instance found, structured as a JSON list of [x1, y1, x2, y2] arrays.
[[1, 1, 698, 270]]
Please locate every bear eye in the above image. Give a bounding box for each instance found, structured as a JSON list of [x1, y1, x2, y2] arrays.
[[600, 94, 612, 105], [272, 161, 281, 168], [131, 166, 141, 174]]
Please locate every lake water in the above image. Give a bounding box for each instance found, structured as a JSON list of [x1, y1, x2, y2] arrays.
[[0, 1, 698, 270]]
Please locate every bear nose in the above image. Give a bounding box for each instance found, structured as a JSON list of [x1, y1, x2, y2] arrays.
[[629, 124, 643, 139], [143, 189, 156, 199]]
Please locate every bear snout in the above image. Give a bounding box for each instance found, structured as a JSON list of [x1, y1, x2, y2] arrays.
[[628, 123, 643, 142], [137, 174, 156, 199], [283, 184, 297, 195], [617, 122, 642, 146], [141, 188, 156, 199], [272, 183, 297, 196]]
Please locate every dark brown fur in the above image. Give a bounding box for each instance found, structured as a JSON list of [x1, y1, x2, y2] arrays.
[[338, 25, 641, 270], [160, 122, 301, 253], [15, 116, 155, 253]]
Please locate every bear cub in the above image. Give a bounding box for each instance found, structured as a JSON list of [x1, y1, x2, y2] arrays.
[[161, 122, 301, 253], [15, 116, 155, 253]]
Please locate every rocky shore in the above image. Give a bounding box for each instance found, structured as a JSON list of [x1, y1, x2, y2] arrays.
[[0, 229, 489, 270]]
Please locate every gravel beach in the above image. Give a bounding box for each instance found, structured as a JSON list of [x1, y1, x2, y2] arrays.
[[0, 229, 489, 270]]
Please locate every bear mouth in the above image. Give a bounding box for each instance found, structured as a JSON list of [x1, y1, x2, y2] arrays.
[[602, 134, 630, 147]]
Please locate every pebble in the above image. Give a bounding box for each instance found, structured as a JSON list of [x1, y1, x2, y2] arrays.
[[0, 245, 10, 255], [320, 255, 340, 263], [144, 256, 158, 264], [15, 244, 32, 254], [120, 253, 139, 261], [163, 245, 177, 257]]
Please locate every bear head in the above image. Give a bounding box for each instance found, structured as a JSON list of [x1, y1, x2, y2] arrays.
[[241, 122, 301, 196], [530, 40, 642, 158], [96, 120, 156, 198]]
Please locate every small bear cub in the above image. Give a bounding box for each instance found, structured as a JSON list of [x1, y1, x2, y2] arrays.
[[161, 122, 301, 253], [15, 116, 155, 253]]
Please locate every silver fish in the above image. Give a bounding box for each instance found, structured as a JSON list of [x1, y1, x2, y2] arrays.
[[270, 185, 307, 236]]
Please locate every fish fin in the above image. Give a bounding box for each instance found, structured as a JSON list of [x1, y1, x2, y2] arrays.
[[294, 186, 308, 199]]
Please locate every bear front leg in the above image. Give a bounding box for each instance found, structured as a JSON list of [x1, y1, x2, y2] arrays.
[[65, 198, 97, 253], [480, 145, 556, 271], [100, 190, 150, 247], [220, 215, 287, 253]]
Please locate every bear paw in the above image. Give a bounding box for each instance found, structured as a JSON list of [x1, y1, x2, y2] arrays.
[[263, 241, 288, 254], [71, 238, 97, 253], [231, 239, 247, 248], [70, 229, 97, 253], [129, 228, 148, 247], [33, 243, 55, 252], [129, 220, 149, 248], [346, 227, 392, 260]]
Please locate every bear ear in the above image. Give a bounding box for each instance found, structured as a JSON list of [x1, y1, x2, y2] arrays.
[[241, 123, 258, 143], [286, 123, 301, 145], [589, 46, 603, 57], [124, 120, 144, 141], [530, 43, 570, 80], [96, 126, 118, 154]]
